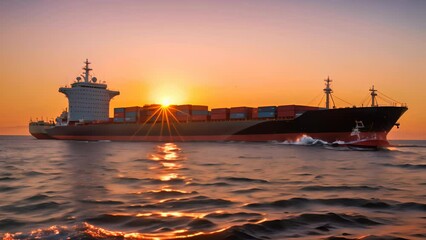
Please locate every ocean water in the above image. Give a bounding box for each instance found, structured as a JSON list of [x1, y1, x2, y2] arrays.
[[0, 136, 425, 240]]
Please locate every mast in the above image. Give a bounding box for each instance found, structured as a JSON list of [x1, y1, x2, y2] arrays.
[[82, 59, 92, 83], [323, 76, 333, 109], [370, 85, 378, 107]]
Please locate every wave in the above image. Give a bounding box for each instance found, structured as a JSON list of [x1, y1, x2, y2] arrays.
[[0, 218, 26, 231], [275, 135, 380, 151], [187, 218, 216, 230], [324, 236, 409, 240], [246, 197, 426, 211], [2, 212, 398, 240], [23, 193, 50, 202], [114, 176, 188, 185], [140, 196, 235, 210], [391, 144, 426, 148], [142, 189, 198, 199], [0, 186, 26, 192], [218, 177, 269, 183], [188, 182, 233, 187], [0, 176, 18, 181], [24, 170, 44, 176], [380, 163, 426, 170], [79, 199, 124, 205], [1, 201, 62, 213], [300, 185, 383, 191], [231, 188, 264, 194], [278, 135, 329, 146]]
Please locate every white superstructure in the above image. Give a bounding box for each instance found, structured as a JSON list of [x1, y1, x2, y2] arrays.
[[59, 59, 119, 123]]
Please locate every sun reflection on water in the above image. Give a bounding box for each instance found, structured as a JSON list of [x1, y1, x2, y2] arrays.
[[148, 143, 186, 162]]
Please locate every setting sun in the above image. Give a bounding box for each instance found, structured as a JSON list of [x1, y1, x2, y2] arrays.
[[161, 98, 171, 107]]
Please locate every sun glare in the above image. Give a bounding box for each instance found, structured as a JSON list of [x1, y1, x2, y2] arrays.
[[161, 98, 171, 107]]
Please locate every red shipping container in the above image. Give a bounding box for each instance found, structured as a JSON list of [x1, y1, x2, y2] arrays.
[[277, 110, 296, 118], [192, 105, 208, 111], [177, 105, 192, 110], [125, 106, 141, 112], [230, 107, 252, 113], [114, 112, 125, 118], [211, 113, 228, 120], [176, 105, 192, 116], [251, 108, 258, 119], [175, 115, 190, 122], [143, 104, 161, 111], [277, 105, 295, 111], [139, 115, 149, 123], [163, 107, 177, 117], [211, 108, 229, 114], [167, 105, 178, 111], [191, 115, 208, 121]]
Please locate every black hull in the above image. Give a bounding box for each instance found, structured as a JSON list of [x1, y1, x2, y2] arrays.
[[39, 106, 407, 147]]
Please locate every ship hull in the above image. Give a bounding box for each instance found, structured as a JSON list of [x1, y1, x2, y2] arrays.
[[42, 106, 407, 147], [29, 124, 55, 139]]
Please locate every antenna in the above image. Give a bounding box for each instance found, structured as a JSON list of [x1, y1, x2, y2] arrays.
[[83, 59, 92, 83], [369, 85, 378, 107], [323, 76, 333, 109]]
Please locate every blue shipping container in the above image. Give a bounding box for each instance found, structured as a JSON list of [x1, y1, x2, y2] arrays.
[[114, 108, 125, 113], [114, 117, 124, 122], [257, 112, 275, 118], [125, 111, 138, 117], [192, 110, 209, 115], [125, 117, 137, 122], [230, 113, 247, 119], [258, 106, 276, 112], [176, 111, 191, 116]]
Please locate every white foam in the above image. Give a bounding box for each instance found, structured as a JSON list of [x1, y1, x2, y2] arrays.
[[277, 135, 328, 146]]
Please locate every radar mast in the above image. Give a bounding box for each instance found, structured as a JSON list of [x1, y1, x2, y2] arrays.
[[82, 59, 92, 83], [370, 85, 378, 107], [324, 77, 334, 109]]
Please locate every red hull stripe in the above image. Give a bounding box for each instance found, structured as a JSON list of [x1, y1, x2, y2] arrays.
[[50, 131, 389, 147]]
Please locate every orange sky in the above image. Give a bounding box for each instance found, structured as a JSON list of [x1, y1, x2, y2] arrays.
[[0, 0, 425, 139]]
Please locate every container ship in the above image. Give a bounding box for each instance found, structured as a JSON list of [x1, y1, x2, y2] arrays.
[[29, 60, 407, 147]]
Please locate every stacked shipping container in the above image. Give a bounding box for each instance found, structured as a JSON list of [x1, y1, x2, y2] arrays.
[[113, 108, 125, 122], [113, 104, 319, 123], [175, 105, 192, 122], [139, 104, 161, 123], [277, 105, 319, 119], [114, 106, 142, 123], [124, 106, 140, 123], [257, 106, 276, 119], [230, 107, 253, 120], [211, 108, 230, 120], [191, 105, 209, 121]]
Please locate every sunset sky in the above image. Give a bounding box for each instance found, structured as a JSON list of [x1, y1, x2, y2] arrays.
[[0, 0, 425, 139]]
